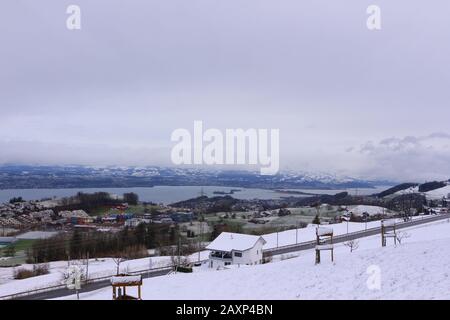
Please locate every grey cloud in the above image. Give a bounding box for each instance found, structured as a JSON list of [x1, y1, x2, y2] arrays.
[[352, 133, 450, 181], [1, 1, 450, 181]]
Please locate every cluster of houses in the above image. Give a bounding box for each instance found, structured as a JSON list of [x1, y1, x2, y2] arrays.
[[0, 214, 38, 230], [0, 199, 57, 231], [248, 208, 291, 224], [67, 210, 196, 232], [424, 196, 450, 214], [123, 212, 195, 228], [0, 200, 51, 215], [427, 194, 450, 213], [0, 208, 95, 231], [0, 196, 196, 235]]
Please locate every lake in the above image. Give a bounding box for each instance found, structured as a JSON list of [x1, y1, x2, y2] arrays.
[[0, 185, 390, 205]]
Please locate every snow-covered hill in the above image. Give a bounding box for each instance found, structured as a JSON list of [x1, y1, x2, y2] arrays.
[[60, 219, 450, 300], [347, 205, 393, 216], [425, 185, 450, 200], [393, 186, 420, 196]]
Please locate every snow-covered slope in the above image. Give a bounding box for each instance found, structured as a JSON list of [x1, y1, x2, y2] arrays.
[[60, 219, 450, 300], [425, 185, 450, 200], [347, 205, 392, 216], [393, 186, 419, 196]]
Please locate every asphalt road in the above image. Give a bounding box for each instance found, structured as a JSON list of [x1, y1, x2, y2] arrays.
[[16, 268, 172, 300]]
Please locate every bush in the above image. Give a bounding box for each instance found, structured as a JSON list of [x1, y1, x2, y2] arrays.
[[13, 268, 35, 279], [312, 215, 320, 225], [177, 266, 193, 273], [14, 263, 50, 279], [9, 197, 24, 204], [33, 263, 50, 276], [297, 221, 308, 228]]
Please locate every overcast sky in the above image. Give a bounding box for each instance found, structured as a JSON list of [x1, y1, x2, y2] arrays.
[[1, 0, 450, 182]]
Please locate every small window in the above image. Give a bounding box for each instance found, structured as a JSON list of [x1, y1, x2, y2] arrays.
[[225, 262, 231, 266], [234, 252, 242, 257]]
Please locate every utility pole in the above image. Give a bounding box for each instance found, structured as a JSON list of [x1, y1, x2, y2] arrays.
[[86, 251, 89, 282], [177, 233, 181, 267], [276, 231, 279, 248], [148, 257, 152, 278], [197, 220, 202, 263]]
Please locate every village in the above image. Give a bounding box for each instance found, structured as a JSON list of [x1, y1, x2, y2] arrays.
[[0, 195, 449, 300], [1, 184, 449, 252], [0, 181, 449, 300]]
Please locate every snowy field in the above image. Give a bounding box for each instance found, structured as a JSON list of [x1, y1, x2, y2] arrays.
[[347, 205, 391, 216], [59, 218, 450, 300], [392, 184, 450, 200]]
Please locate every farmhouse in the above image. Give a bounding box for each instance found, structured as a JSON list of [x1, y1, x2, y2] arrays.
[[206, 232, 266, 269]]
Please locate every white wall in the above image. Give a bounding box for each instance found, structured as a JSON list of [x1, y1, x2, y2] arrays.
[[232, 238, 265, 266], [208, 238, 266, 268]]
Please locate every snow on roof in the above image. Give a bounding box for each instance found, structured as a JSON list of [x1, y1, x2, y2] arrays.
[[206, 232, 266, 252], [382, 219, 397, 227], [317, 227, 333, 236], [111, 275, 142, 285]]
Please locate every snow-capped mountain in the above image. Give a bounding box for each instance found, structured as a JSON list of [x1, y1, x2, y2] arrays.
[[0, 164, 387, 190]]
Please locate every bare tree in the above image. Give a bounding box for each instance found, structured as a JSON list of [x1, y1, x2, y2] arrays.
[[113, 257, 126, 275], [343, 239, 359, 252], [396, 231, 411, 245]]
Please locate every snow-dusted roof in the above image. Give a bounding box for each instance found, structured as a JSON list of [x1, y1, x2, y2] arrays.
[[317, 227, 333, 236], [382, 219, 397, 227], [111, 275, 142, 285], [206, 232, 266, 252]]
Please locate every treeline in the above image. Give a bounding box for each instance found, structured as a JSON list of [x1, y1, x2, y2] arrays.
[[55, 192, 139, 213], [376, 183, 418, 198], [419, 181, 446, 193], [9, 197, 24, 204], [27, 223, 179, 263]]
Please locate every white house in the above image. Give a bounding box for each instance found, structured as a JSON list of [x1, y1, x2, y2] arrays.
[[206, 232, 266, 269]]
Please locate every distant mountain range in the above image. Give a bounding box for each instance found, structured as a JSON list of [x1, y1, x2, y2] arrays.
[[0, 164, 393, 190]]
